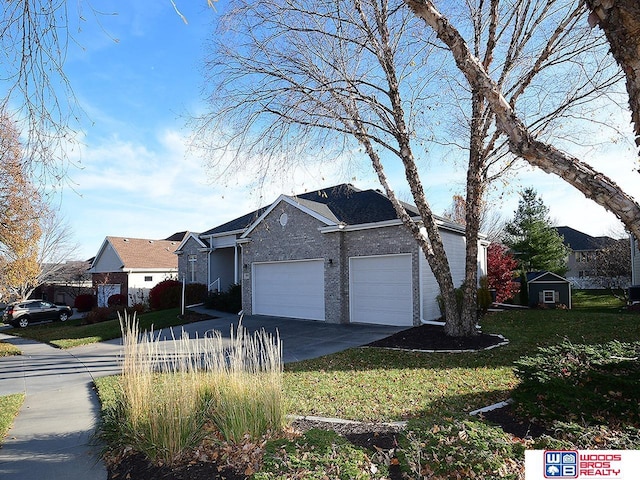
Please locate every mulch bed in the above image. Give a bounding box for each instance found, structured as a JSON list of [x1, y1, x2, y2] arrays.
[[107, 419, 404, 480], [366, 322, 507, 351], [106, 323, 516, 480], [178, 311, 218, 323], [480, 404, 550, 439]]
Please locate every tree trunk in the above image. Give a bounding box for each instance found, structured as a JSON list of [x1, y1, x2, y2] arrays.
[[456, 92, 487, 337], [367, 15, 466, 336], [405, 0, 640, 242], [587, 0, 640, 154]]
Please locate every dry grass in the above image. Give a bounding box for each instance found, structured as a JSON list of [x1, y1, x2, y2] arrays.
[[102, 312, 286, 465]]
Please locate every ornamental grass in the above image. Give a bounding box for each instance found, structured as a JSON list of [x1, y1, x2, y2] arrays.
[[101, 312, 285, 466]]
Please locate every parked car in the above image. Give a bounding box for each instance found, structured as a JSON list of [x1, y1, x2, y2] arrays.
[[2, 300, 73, 328]]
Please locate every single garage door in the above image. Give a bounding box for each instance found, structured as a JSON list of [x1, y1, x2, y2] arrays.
[[253, 260, 325, 320], [349, 254, 413, 326]]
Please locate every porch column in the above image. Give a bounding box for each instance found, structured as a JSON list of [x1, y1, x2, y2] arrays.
[[234, 244, 239, 284]]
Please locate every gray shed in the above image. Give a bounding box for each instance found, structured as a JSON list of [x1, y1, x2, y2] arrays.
[[526, 271, 572, 309]]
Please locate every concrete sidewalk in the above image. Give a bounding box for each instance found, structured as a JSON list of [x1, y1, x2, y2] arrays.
[[0, 310, 406, 479], [0, 335, 122, 480]]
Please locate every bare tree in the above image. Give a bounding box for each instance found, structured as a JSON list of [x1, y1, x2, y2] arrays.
[[586, 0, 640, 154], [33, 206, 81, 298], [405, 0, 640, 243], [0, 1, 89, 182], [442, 194, 504, 243], [434, 0, 621, 326], [591, 237, 632, 300], [196, 0, 477, 334]]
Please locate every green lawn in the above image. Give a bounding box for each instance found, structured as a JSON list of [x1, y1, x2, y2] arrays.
[[3, 309, 189, 348], [0, 393, 25, 444], [283, 307, 640, 421], [572, 288, 628, 311], [93, 293, 640, 478]]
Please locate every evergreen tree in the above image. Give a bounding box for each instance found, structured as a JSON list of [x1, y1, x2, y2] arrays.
[[503, 188, 568, 275]]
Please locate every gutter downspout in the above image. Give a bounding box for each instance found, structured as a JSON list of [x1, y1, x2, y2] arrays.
[[207, 235, 213, 292]]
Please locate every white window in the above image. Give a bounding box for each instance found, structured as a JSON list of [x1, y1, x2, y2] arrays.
[[543, 290, 556, 303], [188, 254, 197, 283], [144, 276, 153, 282]]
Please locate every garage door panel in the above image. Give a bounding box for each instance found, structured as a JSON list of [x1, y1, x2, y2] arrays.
[[253, 260, 325, 320], [350, 255, 413, 326]]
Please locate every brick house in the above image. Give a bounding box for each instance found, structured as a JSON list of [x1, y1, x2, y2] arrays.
[[89, 233, 187, 306], [177, 184, 488, 327]]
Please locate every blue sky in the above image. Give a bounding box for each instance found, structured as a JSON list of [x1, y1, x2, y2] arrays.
[[55, 1, 640, 260]]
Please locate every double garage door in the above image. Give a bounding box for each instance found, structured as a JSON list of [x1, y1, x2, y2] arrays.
[[252, 255, 413, 326]]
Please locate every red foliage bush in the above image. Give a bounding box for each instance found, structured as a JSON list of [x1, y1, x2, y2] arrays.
[[149, 279, 182, 310], [74, 294, 96, 312], [487, 243, 520, 303]]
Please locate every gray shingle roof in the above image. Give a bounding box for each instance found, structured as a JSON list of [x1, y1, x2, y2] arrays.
[[201, 184, 422, 236], [555, 226, 615, 251]]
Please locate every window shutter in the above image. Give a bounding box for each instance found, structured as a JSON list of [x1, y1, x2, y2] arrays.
[[554, 291, 560, 303], [539, 291, 544, 302]]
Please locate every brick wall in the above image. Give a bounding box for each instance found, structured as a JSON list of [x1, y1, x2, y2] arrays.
[[177, 237, 209, 286], [241, 201, 422, 325]]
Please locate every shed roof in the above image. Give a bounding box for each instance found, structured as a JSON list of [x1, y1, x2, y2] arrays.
[[526, 271, 569, 284]]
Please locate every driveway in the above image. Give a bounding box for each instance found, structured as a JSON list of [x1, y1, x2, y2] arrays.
[[0, 311, 406, 480]]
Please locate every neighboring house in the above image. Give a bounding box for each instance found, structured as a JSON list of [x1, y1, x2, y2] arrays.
[[177, 184, 488, 327], [632, 235, 640, 286], [526, 271, 572, 309], [555, 226, 623, 289], [89, 233, 187, 306], [31, 260, 93, 306]]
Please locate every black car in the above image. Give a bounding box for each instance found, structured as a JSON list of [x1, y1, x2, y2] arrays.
[[2, 300, 73, 328]]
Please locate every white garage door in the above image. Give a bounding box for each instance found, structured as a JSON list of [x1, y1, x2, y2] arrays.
[[253, 260, 325, 320], [349, 254, 413, 326]]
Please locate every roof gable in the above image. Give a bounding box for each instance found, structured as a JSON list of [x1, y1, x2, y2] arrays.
[[527, 271, 569, 283], [202, 183, 429, 238], [175, 232, 209, 252], [241, 195, 340, 238]]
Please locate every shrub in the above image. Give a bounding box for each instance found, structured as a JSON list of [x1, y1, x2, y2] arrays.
[[513, 340, 640, 428], [401, 416, 525, 479], [74, 294, 96, 312], [258, 429, 385, 479], [532, 421, 640, 450], [477, 276, 492, 314], [108, 294, 128, 307], [148, 279, 181, 310], [131, 303, 146, 315], [85, 307, 116, 324], [185, 283, 208, 306], [205, 283, 242, 313]]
